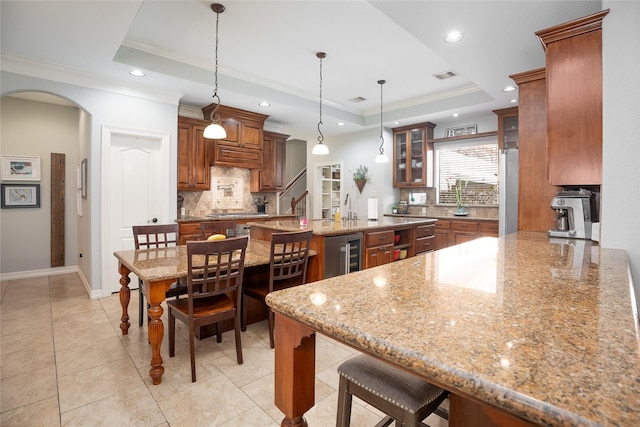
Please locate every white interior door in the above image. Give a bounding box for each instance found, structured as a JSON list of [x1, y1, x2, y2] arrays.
[[102, 127, 170, 295]]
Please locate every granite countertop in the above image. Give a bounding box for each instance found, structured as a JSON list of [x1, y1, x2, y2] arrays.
[[177, 213, 295, 223], [114, 238, 316, 282], [248, 217, 437, 236], [386, 213, 499, 221], [266, 232, 639, 426]]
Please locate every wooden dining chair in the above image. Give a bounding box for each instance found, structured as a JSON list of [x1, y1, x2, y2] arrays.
[[132, 223, 187, 327], [199, 220, 237, 240], [242, 230, 312, 348], [167, 236, 248, 382]]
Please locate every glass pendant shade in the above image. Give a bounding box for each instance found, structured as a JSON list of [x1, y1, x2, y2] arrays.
[[312, 142, 329, 155], [375, 152, 389, 163], [203, 122, 226, 139]]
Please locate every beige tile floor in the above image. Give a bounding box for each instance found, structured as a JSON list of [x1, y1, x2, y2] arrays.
[[0, 274, 448, 427]]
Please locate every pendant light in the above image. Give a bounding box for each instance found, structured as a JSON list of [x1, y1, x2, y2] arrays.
[[375, 79, 389, 163], [312, 52, 329, 155], [203, 3, 227, 139]]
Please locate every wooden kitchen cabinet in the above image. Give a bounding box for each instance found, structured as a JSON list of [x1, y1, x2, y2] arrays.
[[494, 107, 519, 150], [510, 68, 559, 232], [414, 223, 435, 254], [432, 218, 498, 249], [393, 122, 436, 187], [535, 10, 608, 186], [250, 131, 289, 192], [451, 220, 478, 245], [434, 220, 451, 251], [202, 104, 269, 170], [178, 116, 211, 191], [364, 229, 394, 269]]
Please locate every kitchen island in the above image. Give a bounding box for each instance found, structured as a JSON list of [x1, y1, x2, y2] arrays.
[[249, 217, 438, 280], [266, 232, 639, 426]]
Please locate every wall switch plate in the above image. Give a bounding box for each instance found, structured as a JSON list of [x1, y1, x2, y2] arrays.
[[421, 207, 427, 214]]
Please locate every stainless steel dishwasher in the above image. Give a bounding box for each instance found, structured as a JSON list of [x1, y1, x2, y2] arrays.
[[323, 232, 362, 278]]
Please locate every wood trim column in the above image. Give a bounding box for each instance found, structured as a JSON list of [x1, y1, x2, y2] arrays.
[[51, 153, 65, 267]]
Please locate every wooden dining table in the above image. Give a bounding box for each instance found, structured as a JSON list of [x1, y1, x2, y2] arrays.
[[113, 237, 279, 385]]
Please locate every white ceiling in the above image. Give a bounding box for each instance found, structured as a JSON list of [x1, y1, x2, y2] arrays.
[[1, 0, 602, 142]]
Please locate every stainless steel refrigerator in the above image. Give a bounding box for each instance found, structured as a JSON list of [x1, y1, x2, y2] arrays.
[[499, 148, 518, 236]]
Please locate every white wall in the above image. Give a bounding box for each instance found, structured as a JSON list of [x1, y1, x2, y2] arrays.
[[1, 71, 179, 295], [307, 127, 394, 219], [601, 1, 640, 311], [0, 97, 80, 273], [306, 111, 500, 219]]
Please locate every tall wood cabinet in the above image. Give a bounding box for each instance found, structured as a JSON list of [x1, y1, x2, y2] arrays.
[[250, 131, 289, 192], [535, 10, 609, 185], [392, 122, 436, 187], [178, 116, 211, 191], [202, 104, 269, 170], [510, 68, 559, 232]]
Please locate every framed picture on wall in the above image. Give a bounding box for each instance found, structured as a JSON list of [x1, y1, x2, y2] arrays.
[[1, 155, 41, 181], [1, 183, 41, 208]]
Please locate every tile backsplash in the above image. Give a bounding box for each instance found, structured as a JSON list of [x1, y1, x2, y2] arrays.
[[179, 166, 277, 217]]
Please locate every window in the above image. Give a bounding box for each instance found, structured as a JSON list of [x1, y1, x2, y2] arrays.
[[435, 139, 498, 206]]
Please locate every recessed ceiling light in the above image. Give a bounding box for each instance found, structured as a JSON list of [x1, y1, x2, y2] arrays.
[[337, 122, 345, 126], [129, 69, 145, 77], [452, 113, 459, 118], [444, 31, 464, 43], [510, 99, 518, 103], [502, 86, 517, 92], [259, 101, 270, 107], [393, 121, 400, 125]]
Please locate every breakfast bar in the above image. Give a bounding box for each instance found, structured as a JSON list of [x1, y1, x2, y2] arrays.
[[266, 232, 639, 426]]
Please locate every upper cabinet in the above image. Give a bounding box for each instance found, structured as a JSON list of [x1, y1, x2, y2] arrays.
[[535, 10, 609, 186], [178, 116, 211, 191], [494, 107, 519, 150], [392, 122, 436, 187], [250, 131, 289, 192], [202, 104, 269, 170]]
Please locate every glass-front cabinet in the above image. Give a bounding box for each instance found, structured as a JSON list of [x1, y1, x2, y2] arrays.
[[494, 107, 519, 150], [393, 122, 436, 187], [318, 163, 342, 219]]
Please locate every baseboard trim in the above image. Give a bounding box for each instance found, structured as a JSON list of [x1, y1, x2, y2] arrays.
[[1, 265, 78, 281], [0, 266, 103, 300]]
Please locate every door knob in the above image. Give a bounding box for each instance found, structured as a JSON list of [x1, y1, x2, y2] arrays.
[[148, 217, 158, 223]]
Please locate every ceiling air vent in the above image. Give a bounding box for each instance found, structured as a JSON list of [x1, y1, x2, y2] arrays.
[[349, 96, 366, 103], [433, 70, 458, 80]]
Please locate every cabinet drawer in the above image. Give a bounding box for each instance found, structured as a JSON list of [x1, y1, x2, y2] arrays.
[[478, 221, 499, 235], [365, 230, 394, 247], [415, 236, 434, 254], [416, 223, 435, 238], [179, 223, 202, 235], [451, 221, 478, 232], [435, 220, 451, 230]]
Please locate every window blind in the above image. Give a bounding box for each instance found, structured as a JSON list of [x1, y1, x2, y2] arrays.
[[435, 139, 499, 206]]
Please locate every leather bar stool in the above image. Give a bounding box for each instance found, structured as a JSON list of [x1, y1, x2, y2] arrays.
[[336, 354, 449, 427]]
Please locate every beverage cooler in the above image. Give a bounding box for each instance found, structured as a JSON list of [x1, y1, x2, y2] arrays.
[[323, 233, 362, 278]]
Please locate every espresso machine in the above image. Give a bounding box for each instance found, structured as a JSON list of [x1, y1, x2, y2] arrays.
[[548, 190, 597, 239]]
